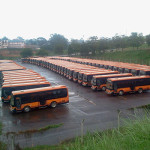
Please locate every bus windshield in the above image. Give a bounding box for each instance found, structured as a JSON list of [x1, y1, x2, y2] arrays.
[[10, 94, 15, 106], [2, 88, 11, 98], [124, 68, 129, 73], [83, 75, 87, 82], [73, 72, 77, 78], [131, 69, 138, 75], [78, 73, 82, 80], [91, 78, 96, 85], [106, 80, 113, 90], [140, 71, 146, 75]]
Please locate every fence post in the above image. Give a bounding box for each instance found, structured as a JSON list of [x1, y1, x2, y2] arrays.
[[81, 119, 85, 143]]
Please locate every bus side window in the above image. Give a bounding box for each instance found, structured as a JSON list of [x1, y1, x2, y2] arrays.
[[30, 93, 38, 102], [61, 89, 67, 97], [21, 95, 30, 104]]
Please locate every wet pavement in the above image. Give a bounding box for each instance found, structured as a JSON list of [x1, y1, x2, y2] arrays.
[[1, 62, 150, 148]]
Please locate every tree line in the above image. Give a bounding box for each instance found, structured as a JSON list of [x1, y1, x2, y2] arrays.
[[1, 32, 150, 57]]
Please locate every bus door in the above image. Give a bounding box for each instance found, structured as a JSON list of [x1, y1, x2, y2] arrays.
[[39, 93, 46, 106], [15, 97, 21, 109], [130, 81, 135, 91]]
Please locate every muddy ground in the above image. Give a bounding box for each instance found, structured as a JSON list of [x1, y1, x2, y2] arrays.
[[1, 61, 150, 148]]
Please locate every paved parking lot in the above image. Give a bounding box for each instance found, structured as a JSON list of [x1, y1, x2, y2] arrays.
[[1, 62, 150, 148]]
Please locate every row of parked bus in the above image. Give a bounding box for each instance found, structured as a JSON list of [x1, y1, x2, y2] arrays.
[[0, 60, 69, 113], [22, 57, 150, 96], [49, 56, 150, 76]]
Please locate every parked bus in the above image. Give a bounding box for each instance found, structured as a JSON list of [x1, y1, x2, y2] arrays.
[[78, 70, 108, 84], [82, 71, 118, 86], [1, 81, 51, 102], [1, 74, 42, 84], [139, 69, 150, 76], [10, 85, 69, 113], [91, 73, 132, 91], [3, 76, 45, 83], [3, 78, 46, 85], [106, 76, 150, 96]]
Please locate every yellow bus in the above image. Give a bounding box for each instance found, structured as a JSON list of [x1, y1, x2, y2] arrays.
[[3, 78, 46, 85], [1, 81, 51, 102], [106, 76, 150, 96], [10, 85, 69, 113], [82, 71, 118, 86], [91, 73, 132, 91]]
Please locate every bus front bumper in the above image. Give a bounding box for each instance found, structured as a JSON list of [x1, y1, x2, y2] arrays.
[[82, 82, 88, 86], [106, 89, 113, 95], [91, 86, 97, 90], [10, 106, 17, 113]]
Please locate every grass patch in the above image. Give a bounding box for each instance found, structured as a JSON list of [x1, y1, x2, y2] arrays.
[[6, 123, 63, 136], [92, 49, 150, 65], [38, 123, 63, 132], [0, 142, 7, 150], [24, 111, 150, 150]]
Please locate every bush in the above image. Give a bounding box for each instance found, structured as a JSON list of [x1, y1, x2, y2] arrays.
[[36, 49, 48, 56], [20, 48, 33, 58]]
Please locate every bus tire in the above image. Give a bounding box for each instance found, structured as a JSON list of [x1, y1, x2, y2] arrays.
[[119, 90, 124, 96], [51, 101, 57, 108], [24, 106, 31, 113], [102, 86, 106, 91], [138, 88, 143, 94]]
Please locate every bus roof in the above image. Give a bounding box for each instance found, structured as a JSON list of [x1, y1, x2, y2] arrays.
[[78, 69, 109, 74], [2, 69, 34, 74], [12, 85, 67, 95], [3, 74, 41, 79], [3, 72, 39, 76], [2, 81, 51, 88], [93, 73, 132, 79], [3, 78, 46, 85], [3, 76, 45, 82], [108, 76, 150, 82], [83, 71, 118, 75]]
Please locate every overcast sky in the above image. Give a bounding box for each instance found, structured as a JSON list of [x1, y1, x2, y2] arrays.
[[0, 0, 150, 40]]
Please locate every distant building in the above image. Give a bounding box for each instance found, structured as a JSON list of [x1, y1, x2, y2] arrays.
[[0, 39, 25, 49], [0, 40, 9, 49]]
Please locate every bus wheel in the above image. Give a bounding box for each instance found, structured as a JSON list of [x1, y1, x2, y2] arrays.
[[24, 106, 31, 113], [119, 90, 124, 96], [138, 88, 143, 94], [102, 86, 106, 91], [51, 101, 57, 108]]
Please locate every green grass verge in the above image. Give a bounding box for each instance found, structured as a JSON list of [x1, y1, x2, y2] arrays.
[[38, 123, 63, 132], [6, 123, 63, 136], [24, 111, 150, 150], [96, 49, 150, 65]]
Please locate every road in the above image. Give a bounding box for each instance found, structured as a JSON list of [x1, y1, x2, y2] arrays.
[[1, 62, 150, 148]]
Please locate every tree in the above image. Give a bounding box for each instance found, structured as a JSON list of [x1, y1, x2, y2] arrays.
[[36, 49, 48, 56], [20, 48, 33, 58], [17, 36, 24, 41], [129, 32, 144, 49], [98, 37, 109, 53], [1, 36, 9, 40], [87, 36, 99, 55], [49, 34, 68, 54], [146, 34, 150, 46], [25, 39, 37, 45], [68, 39, 82, 55], [36, 37, 47, 46]]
